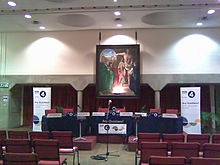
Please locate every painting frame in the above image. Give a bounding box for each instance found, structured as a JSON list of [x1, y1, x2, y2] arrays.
[[96, 44, 140, 98]]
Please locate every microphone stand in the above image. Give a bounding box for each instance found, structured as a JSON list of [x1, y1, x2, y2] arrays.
[[103, 102, 120, 161], [91, 101, 120, 161]]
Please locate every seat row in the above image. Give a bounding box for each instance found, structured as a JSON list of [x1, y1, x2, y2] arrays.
[[148, 156, 220, 165], [137, 141, 220, 165], [0, 139, 70, 165], [137, 133, 220, 151], [0, 131, 80, 165]]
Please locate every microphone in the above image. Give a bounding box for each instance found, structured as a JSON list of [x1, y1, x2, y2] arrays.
[[108, 100, 112, 106], [106, 100, 112, 120]]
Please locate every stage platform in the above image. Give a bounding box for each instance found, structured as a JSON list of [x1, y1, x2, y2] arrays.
[[73, 136, 97, 150], [97, 135, 127, 144], [127, 136, 137, 151]]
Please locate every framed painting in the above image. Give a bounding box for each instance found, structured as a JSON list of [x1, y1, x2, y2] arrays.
[[96, 45, 140, 98]]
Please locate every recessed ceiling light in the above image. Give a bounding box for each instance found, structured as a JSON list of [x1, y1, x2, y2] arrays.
[[8, 1, 16, 7], [39, 26, 46, 30], [196, 22, 203, 26], [114, 11, 121, 16], [24, 14, 32, 19], [116, 23, 123, 27], [113, 0, 117, 2], [207, 9, 215, 15]]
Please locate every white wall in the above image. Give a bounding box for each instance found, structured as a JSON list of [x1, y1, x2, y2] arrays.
[[1, 28, 220, 75]]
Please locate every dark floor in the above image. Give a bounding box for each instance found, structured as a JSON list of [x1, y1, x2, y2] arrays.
[[10, 126, 135, 165]]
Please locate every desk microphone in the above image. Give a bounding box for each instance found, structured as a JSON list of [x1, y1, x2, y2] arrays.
[[107, 100, 112, 120], [108, 100, 112, 106]]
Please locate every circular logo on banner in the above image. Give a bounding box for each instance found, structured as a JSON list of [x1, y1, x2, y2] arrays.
[[104, 125, 110, 131], [40, 91, 46, 98], [188, 91, 195, 98], [33, 115, 40, 124], [112, 126, 118, 131]]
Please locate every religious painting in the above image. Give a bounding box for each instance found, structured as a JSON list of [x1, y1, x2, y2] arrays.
[[96, 45, 140, 98]]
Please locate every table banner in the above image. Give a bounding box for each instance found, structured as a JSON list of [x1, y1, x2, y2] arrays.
[[98, 123, 127, 135]]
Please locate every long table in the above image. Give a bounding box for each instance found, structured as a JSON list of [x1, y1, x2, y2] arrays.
[[42, 115, 183, 136], [41, 115, 90, 137]]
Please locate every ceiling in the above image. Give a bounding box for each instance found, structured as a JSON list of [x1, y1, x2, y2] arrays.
[[0, 0, 220, 32]]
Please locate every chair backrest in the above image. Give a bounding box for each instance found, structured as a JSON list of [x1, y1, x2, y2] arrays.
[[8, 130, 29, 139], [63, 108, 74, 114], [190, 157, 220, 165], [0, 130, 7, 140], [33, 139, 60, 161], [4, 153, 38, 165], [171, 142, 200, 159], [0, 140, 3, 159], [162, 134, 185, 150], [52, 131, 73, 148], [6, 139, 32, 153], [45, 109, 56, 116], [116, 108, 126, 112], [203, 143, 220, 158], [140, 142, 168, 163], [187, 134, 210, 150], [212, 134, 220, 144], [30, 131, 50, 141], [138, 133, 160, 149], [0, 130, 7, 146], [149, 156, 186, 165], [150, 109, 161, 114], [166, 109, 178, 115], [98, 108, 108, 112]]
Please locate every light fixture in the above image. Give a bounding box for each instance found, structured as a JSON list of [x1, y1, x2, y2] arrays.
[[196, 22, 203, 26], [116, 23, 123, 27], [7, 1, 16, 7], [114, 11, 121, 16], [207, 9, 215, 15], [113, 0, 117, 2], [24, 14, 32, 19], [39, 26, 46, 30], [114, 18, 123, 27]]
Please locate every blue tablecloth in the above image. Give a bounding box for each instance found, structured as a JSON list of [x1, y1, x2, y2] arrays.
[[41, 115, 90, 137], [136, 116, 183, 134], [42, 115, 183, 136]]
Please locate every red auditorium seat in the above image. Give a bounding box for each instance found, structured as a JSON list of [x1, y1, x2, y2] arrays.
[[162, 134, 185, 151], [0, 130, 7, 146], [149, 156, 186, 165], [140, 142, 168, 164], [6, 139, 32, 153], [187, 134, 210, 151], [8, 130, 29, 139], [150, 109, 161, 114], [116, 108, 126, 112], [212, 134, 220, 144], [203, 143, 220, 158], [30, 131, 50, 141], [63, 108, 74, 114], [4, 153, 39, 165], [166, 109, 178, 115], [0, 140, 3, 165], [98, 108, 108, 112], [136, 133, 161, 165], [30, 131, 50, 146], [45, 109, 57, 116], [33, 139, 67, 165], [190, 157, 220, 165], [171, 142, 200, 164], [52, 131, 80, 165]]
